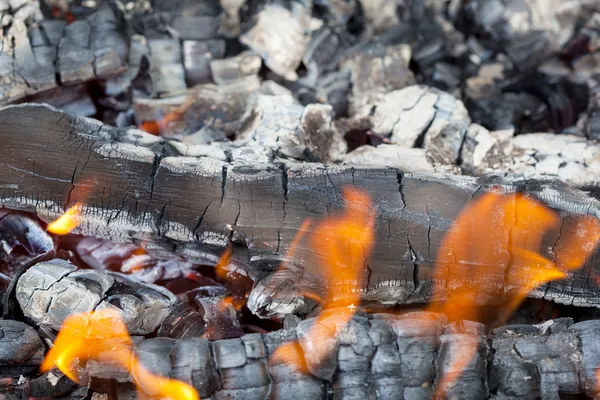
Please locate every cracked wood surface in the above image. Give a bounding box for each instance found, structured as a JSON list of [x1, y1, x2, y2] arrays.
[[1, 104, 600, 317], [5, 312, 600, 399]]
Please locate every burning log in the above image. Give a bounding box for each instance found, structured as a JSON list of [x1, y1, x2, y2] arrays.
[[2, 104, 600, 318], [22, 310, 600, 399]]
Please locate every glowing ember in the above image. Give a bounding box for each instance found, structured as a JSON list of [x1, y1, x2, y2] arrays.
[[272, 188, 375, 369], [47, 203, 83, 235], [428, 192, 600, 396], [139, 97, 194, 136], [42, 309, 198, 400]]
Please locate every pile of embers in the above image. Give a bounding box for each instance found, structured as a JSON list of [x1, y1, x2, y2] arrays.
[[2, 0, 600, 398]]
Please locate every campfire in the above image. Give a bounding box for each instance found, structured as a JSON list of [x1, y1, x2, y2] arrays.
[[1, 0, 600, 399]]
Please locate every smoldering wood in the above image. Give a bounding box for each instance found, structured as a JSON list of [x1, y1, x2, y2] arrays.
[[0, 319, 45, 376], [3, 104, 600, 319], [19, 311, 598, 399], [0, 4, 127, 105], [133, 75, 263, 136], [0, 210, 54, 277], [15, 259, 176, 334]]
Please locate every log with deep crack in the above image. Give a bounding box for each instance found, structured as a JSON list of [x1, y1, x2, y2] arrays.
[[5, 311, 600, 399], [2, 104, 600, 318]]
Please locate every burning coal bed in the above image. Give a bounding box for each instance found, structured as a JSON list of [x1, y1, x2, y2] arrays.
[[3, 0, 600, 399]]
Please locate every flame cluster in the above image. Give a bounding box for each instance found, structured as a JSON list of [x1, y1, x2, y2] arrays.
[[42, 309, 198, 400], [272, 188, 375, 369], [428, 192, 600, 396], [43, 186, 600, 398]]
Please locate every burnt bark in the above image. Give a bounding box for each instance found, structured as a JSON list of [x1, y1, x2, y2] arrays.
[[1, 105, 600, 317]]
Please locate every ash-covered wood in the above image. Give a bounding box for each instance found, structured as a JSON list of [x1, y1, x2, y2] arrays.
[[16, 259, 176, 334], [0, 4, 127, 105], [461, 124, 600, 187], [19, 311, 598, 399], [2, 105, 600, 318]]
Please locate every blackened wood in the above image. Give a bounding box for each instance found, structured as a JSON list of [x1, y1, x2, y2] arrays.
[[2, 105, 600, 318], [34, 312, 600, 399], [15, 259, 176, 334]]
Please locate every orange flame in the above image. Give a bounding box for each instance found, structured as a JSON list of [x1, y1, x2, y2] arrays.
[[215, 244, 233, 281], [272, 188, 375, 370], [42, 309, 198, 400], [47, 203, 83, 235], [428, 192, 600, 396]]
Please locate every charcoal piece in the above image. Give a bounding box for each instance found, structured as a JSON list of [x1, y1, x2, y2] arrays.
[[264, 329, 328, 399], [196, 296, 244, 340], [210, 51, 262, 86], [148, 38, 186, 96], [213, 338, 246, 369], [238, 95, 347, 161], [26, 370, 81, 398], [460, 126, 600, 188], [359, 85, 470, 164], [219, 0, 245, 37], [240, 4, 311, 80], [342, 43, 415, 115], [436, 321, 488, 399], [183, 39, 226, 86], [171, 338, 221, 397], [16, 259, 176, 334], [342, 145, 437, 173], [0, 210, 53, 259], [314, 70, 351, 117], [242, 333, 266, 359], [181, 126, 228, 145], [570, 320, 600, 395], [461, 0, 583, 71], [302, 27, 350, 82], [358, 0, 399, 34], [156, 300, 207, 339], [296, 317, 339, 381], [6, 105, 600, 316], [0, 320, 44, 376], [134, 75, 261, 136], [67, 235, 225, 285]]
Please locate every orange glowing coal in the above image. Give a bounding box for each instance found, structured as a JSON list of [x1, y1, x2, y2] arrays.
[[47, 203, 83, 235], [428, 192, 600, 396], [139, 97, 194, 136], [42, 309, 198, 400], [272, 187, 375, 369]]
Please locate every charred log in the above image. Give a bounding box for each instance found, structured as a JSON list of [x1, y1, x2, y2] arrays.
[[2, 105, 600, 318], [11, 312, 600, 399]]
